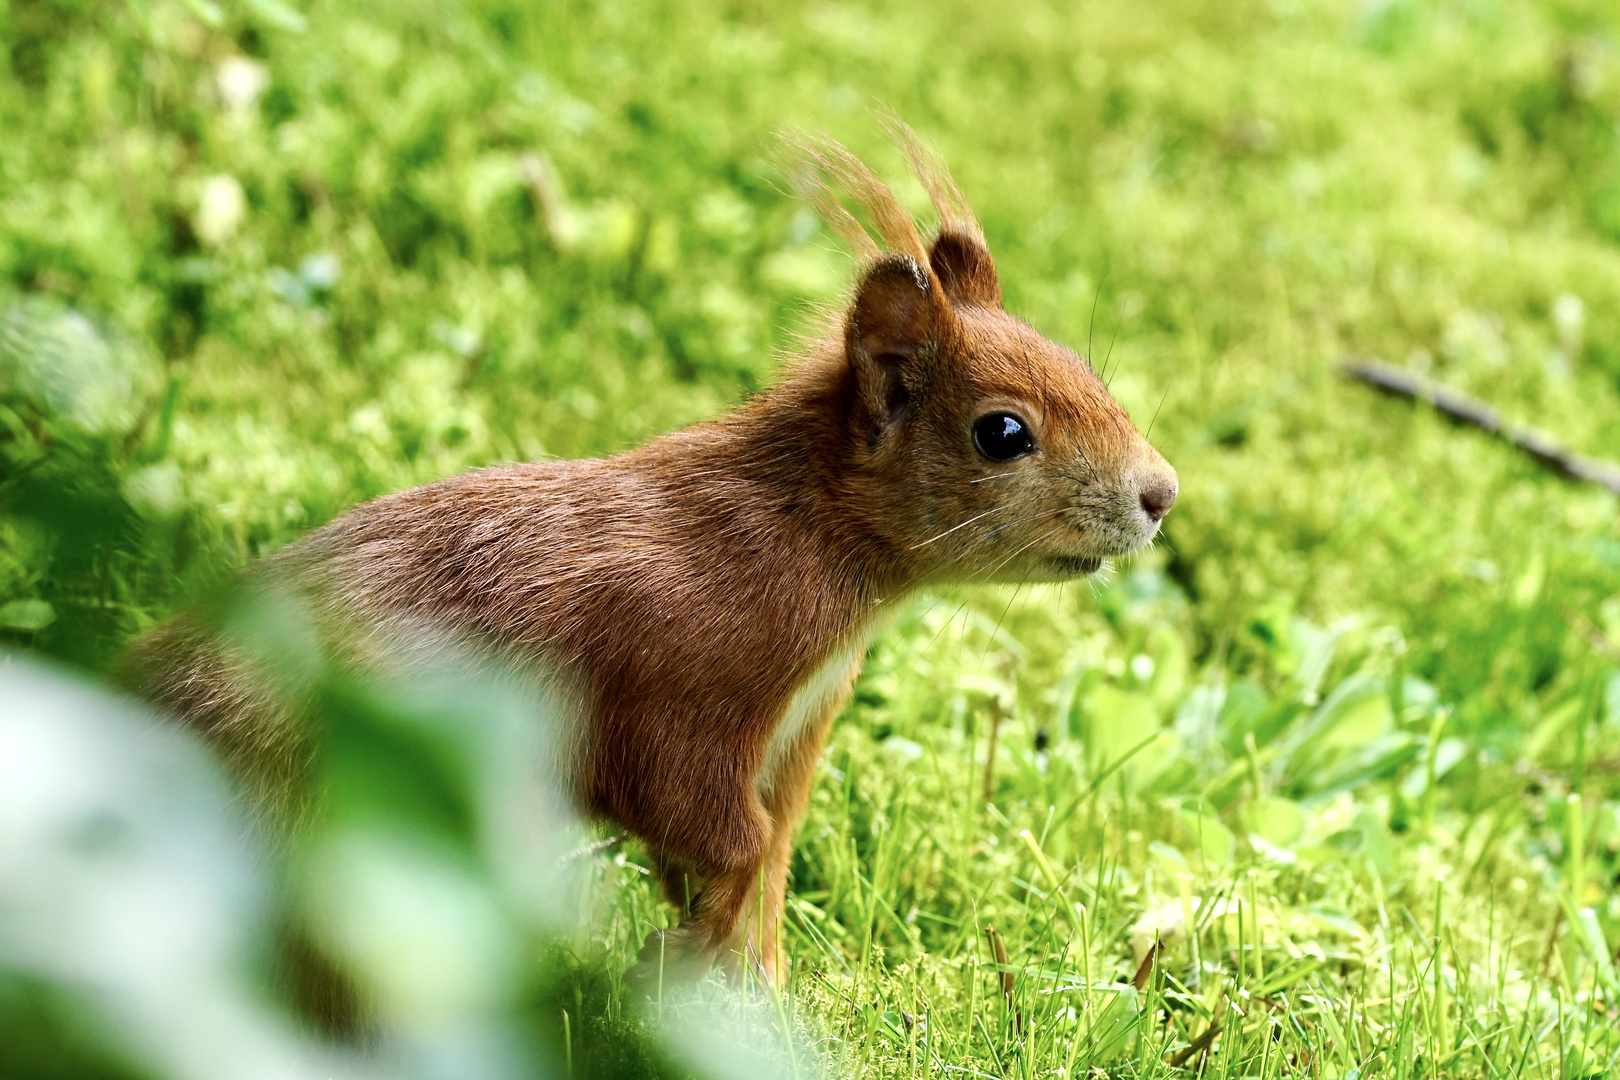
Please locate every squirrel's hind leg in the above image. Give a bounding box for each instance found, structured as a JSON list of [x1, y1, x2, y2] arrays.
[[628, 857, 764, 990], [650, 854, 700, 915], [623, 759, 771, 990]]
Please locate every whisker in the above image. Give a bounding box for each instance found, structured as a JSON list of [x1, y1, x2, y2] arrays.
[[962, 517, 1078, 586], [908, 505, 1008, 550], [970, 471, 1023, 484], [889, 495, 1126, 684], [1088, 259, 1111, 369], [972, 506, 1074, 549], [980, 578, 1029, 672], [1102, 317, 1122, 388], [1145, 385, 1171, 441], [890, 591, 975, 693]]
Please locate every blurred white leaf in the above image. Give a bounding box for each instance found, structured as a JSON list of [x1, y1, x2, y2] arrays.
[[195, 175, 247, 247], [216, 55, 269, 112], [0, 654, 367, 1080], [0, 297, 156, 433]]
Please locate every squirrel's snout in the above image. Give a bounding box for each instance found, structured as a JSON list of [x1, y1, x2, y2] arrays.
[[1139, 480, 1177, 522], [1130, 450, 1178, 527]]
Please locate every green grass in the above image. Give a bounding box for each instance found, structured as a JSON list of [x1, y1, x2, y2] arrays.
[[4, 0, 1620, 1076]]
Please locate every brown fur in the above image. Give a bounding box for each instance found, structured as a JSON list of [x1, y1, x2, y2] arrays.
[[122, 127, 1177, 985]]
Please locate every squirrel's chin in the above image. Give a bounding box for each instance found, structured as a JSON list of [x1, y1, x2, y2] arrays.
[[952, 551, 1105, 585], [1041, 554, 1104, 578]]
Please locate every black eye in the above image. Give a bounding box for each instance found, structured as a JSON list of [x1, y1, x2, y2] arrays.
[[972, 412, 1033, 461]]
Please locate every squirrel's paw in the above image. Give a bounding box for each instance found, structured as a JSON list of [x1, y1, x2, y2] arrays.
[[625, 925, 716, 993]]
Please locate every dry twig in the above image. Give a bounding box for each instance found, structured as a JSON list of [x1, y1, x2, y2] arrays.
[[984, 925, 1022, 1035], [1342, 358, 1620, 495], [981, 698, 1004, 803]]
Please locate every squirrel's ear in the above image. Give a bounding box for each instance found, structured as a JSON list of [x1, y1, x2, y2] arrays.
[[929, 229, 1001, 308], [846, 254, 953, 433]]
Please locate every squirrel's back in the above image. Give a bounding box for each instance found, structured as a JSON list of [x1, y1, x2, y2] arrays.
[[125, 351, 883, 822]]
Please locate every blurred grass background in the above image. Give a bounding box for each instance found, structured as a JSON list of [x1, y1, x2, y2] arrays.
[[3, 0, 1620, 1077]]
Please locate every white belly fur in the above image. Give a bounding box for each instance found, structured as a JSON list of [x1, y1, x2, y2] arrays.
[[756, 636, 867, 800]]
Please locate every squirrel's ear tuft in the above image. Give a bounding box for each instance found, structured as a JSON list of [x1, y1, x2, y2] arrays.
[[846, 254, 954, 433], [877, 115, 1001, 307], [929, 229, 1001, 308]]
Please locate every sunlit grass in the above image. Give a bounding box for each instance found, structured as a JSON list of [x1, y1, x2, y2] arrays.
[[3, 0, 1620, 1076], [546, 577, 1611, 1077]]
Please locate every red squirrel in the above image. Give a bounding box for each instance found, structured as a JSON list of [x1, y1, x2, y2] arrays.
[[124, 125, 1177, 985]]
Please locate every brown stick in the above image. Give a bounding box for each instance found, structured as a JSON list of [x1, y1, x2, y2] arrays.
[[981, 698, 1004, 803], [1169, 1019, 1223, 1069], [1539, 903, 1565, 978], [984, 925, 1022, 1035], [1132, 936, 1164, 990], [1342, 358, 1620, 495]]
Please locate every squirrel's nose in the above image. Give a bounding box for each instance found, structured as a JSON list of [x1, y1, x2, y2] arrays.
[[1139, 481, 1177, 522]]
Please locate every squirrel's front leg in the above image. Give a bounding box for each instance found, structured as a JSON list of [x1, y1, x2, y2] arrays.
[[622, 651, 859, 990], [727, 700, 842, 985]]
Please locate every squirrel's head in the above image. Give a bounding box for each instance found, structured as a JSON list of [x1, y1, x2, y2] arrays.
[[795, 124, 1177, 584]]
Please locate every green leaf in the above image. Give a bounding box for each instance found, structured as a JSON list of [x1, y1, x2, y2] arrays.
[[1086, 984, 1141, 1064], [1285, 674, 1393, 784], [1149, 840, 1190, 874], [178, 0, 225, 27], [0, 599, 56, 631], [1244, 795, 1306, 848], [1178, 807, 1236, 867], [1084, 685, 1180, 790], [240, 0, 308, 31], [1309, 733, 1420, 801]]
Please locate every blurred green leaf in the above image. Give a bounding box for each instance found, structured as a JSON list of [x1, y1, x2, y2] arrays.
[[239, 0, 307, 31], [1244, 795, 1305, 848], [0, 599, 55, 631], [1178, 807, 1236, 867]]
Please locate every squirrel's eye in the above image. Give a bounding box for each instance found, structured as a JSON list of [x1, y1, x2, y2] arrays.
[[972, 411, 1033, 461]]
